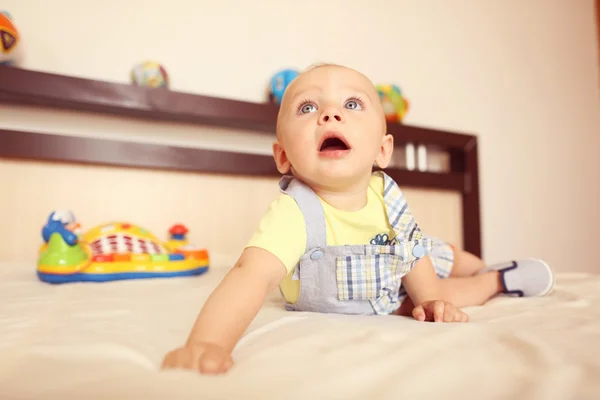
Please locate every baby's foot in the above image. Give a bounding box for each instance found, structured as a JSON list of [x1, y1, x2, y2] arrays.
[[481, 258, 555, 297]]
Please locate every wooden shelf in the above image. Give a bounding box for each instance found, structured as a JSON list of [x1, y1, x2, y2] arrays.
[[0, 66, 482, 257], [0, 129, 465, 192], [0, 66, 474, 150]]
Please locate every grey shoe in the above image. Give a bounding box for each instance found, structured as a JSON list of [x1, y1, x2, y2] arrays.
[[481, 258, 555, 297]]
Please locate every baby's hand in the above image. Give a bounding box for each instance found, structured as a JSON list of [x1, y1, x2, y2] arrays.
[[412, 300, 469, 323], [161, 343, 233, 374]]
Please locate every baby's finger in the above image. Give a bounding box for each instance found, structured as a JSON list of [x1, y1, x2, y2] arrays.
[[452, 310, 468, 323], [443, 304, 456, 322], [461, 311, 470, 322], [162, 351, 184, 370], [412, 305, 426, 321], [221, 356, 234, 373], [199, 351, 226, 375], [452, 311, 463, 322], [433, 301, 445, 322], [176, 349, 195, 370], [160, 356, 172, 369]]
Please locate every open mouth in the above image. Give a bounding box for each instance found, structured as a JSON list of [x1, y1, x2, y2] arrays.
[[318, 134, 351, 153]]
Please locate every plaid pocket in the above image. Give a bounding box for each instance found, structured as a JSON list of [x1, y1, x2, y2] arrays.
[[335, 253, 409, 302]]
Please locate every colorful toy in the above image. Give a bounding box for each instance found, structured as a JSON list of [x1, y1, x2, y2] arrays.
[[268, 68, 299, 104], [0, 11, 20, 66], [130, 61, 169, 89], [36, 210, 209, 284], [166, 224, 189, 251], [375, 84, 409, 123]]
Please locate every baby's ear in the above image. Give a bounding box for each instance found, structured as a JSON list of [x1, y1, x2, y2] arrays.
[[375, 133, 394, 169], [273, 141, 291, 174]]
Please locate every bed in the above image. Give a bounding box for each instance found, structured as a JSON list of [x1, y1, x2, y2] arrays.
[[1, 66, 599, 399]]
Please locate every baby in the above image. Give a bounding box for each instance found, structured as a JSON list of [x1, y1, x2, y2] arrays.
[[161, 64, 555, 374]]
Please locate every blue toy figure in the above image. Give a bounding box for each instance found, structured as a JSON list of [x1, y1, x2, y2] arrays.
[[269, 69, 299, 104], [41, 210, 79, 246]]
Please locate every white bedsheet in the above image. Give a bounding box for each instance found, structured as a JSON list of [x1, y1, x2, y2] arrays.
[[1, 260, 599, 400]]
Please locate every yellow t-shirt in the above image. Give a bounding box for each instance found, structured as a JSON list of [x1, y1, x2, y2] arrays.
[[245, 174, 396, 304]]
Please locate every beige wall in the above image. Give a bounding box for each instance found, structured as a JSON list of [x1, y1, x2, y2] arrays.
[[1, 0, 599, 272]]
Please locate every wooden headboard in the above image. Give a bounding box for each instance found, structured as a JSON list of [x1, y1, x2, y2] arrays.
[[0, 66, 481, 264]]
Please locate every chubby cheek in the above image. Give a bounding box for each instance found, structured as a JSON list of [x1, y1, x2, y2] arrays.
[[285, 131, 314, 162], [363, 120, 386, 151], [352, 123, 379, 149]]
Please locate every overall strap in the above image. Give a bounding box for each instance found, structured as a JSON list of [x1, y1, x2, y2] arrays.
[[279, 175, 327, 251], [380, 172, 425, 241]]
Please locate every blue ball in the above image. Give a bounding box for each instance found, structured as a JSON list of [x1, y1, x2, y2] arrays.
[[270, 69, 299, 104]]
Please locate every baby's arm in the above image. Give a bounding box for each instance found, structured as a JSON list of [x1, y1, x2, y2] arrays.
[[401, 256, 469, 323], [161, 246, 287, 374]]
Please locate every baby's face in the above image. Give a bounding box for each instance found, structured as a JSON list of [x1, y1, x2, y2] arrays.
[[273, 65, 392, 189]]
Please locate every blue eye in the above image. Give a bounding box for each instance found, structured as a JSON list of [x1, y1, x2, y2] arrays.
[[345, 99, 362, 110], [299, 103, 317, 114]]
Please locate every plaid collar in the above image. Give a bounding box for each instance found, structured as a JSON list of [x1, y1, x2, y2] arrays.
[[375, 171, 425, 242]]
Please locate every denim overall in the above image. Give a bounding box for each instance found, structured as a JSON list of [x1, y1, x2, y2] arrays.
[[280, 171, 454, 316]]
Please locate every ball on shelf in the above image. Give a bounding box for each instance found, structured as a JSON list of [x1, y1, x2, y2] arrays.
[[0, 11, 21, 66], [269, 68, 299, 104], [375, 84, 409, 123], [130, 61, 169, 89]]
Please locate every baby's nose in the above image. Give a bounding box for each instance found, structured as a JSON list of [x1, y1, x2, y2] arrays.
[[319, 108, 342, 124]]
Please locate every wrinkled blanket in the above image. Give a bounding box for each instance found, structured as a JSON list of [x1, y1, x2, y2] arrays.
[[1, 261, 598, 400]]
